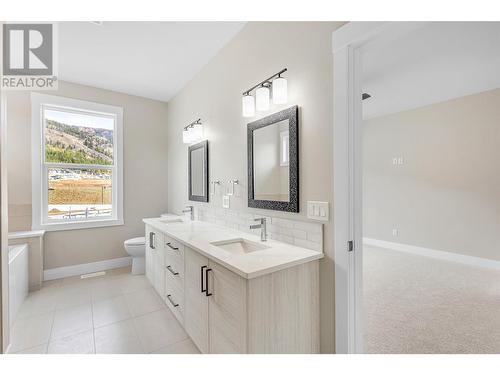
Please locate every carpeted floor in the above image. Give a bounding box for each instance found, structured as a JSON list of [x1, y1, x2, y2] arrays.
[[363, 245, 500, 354]]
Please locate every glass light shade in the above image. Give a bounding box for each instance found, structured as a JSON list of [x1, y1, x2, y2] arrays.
[[182, 128, 191, 144], [255, 86, 270, 111], [191, 123, 203, 143], [272, 77, 288, 104], [242, 94, 255, 117]]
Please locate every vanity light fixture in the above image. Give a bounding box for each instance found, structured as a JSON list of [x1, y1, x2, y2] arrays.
[[242, 94, 255, 118], [255, 84, 271, 111], [183, 118, 203, 144], [242, 68, 287, 117]]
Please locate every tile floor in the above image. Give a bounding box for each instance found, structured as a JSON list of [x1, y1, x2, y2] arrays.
[[9, 267, 200, 354]]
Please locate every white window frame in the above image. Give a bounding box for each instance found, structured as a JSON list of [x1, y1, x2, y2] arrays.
[[31, 93, 124, 231]]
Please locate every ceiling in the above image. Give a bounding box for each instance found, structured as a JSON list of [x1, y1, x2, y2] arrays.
[[362, 22, 500, 119], [58, 22, 246, 102]]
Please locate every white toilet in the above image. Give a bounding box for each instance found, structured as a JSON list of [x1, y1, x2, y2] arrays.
[[124, 236, 146, 274]]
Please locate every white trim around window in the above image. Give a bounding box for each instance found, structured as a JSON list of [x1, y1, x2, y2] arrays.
[[31, 93, 124, 231]]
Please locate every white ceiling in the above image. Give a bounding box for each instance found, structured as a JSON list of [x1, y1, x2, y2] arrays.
[[58, 22, 246, 102], [362, 22, 500, 119]]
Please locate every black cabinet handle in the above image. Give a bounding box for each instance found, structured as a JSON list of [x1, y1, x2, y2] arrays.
[[166, 265, 179, 276], [201, 265, 207, 293], [166, 294, 179, 307], [205, 268, 213, 297], [166, 242, 179, 251]]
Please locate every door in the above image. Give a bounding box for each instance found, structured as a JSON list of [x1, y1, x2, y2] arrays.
[[153, 235, 165, 299], [207, 260, 247, 354], [184, 247, 209, 353]]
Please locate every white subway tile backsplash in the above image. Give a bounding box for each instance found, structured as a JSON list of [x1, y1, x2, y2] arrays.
[[196, 206, 323, 252]]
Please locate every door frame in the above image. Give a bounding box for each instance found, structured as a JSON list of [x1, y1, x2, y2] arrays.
[[332, 21, 429, 353]]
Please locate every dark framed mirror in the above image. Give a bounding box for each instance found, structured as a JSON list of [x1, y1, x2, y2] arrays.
[[248, 105, 299, 212], [188, 140, 209, 202]]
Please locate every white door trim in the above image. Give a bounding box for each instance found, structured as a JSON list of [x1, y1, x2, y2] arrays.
[[332, 21, 429, 354]]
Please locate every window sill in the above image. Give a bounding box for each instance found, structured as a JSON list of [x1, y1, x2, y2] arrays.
[[33, 218, 124, 232]]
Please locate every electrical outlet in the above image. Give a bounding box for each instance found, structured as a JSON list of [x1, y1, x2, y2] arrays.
[[392, 228, 399, 237]]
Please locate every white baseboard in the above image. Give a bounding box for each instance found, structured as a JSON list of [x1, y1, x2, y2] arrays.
[[43, 256, 132, 281], [363, 238, 500, 271]]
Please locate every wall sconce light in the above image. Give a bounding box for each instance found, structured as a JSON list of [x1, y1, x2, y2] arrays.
[[183, 118, 203, 144], [272, 75, 287, 104], [242, 68, 287, 117], [255, 84, 270, 111], [242, 94, 255, 118]]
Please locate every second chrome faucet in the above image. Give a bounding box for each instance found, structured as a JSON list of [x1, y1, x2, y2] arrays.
[[250, 217, 267, 241]]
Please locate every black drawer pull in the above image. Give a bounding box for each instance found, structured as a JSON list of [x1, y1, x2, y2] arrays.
[[166, 294, 179, 307], [166, 265, 179, 276], [205, 268, 213, 297], [166, 242, 179, 251], [201, 265, 207, 293]]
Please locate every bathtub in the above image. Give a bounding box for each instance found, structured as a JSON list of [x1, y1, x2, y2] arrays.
[[9, 243, 29, 326]]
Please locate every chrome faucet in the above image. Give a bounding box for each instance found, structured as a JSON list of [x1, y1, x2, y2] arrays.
[[182, 205, 194, 221], [250, 218, 267, 241]]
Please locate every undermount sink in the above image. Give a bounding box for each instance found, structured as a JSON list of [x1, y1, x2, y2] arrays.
[[210, 238, 270, 255], [159, 218, 184, 224]]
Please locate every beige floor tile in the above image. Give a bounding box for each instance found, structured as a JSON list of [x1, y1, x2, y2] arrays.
[[92, 295, 132, 328], [10, 312, 54, 352], [16, 289, 58, 320], [119, 275, 151, 294], [94, 319, 145, 354], [133, 309, 188, 353], [51, 304, 93, 339], [55, 284, 93, 310], [13, 343, 48, 354], [91, 278, 124, 303], [152, 338, 200, 354], [47, 330, 95, 354], [124, 287, 164, 317]]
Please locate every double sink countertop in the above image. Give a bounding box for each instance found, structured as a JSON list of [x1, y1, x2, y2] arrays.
[[143, 217, 324, 279]]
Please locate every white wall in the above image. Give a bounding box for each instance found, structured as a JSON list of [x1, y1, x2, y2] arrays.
[[6, 81, 169, 269], [165, 21, 343, 353], [363, 88, 500, 260]]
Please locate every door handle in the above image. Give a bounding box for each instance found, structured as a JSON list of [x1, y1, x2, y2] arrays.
[[205, 268, 213, 297], [201, 265, 207, 293], [166, 265, 179, 276]]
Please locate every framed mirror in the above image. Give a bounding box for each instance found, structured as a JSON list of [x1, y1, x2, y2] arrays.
[[188, 140, 209, 202], [248, 105, 298, 212]]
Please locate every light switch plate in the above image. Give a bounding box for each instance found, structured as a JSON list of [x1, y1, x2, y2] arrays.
[[307, 201, 329, 221], [222, 195, 230, 209]]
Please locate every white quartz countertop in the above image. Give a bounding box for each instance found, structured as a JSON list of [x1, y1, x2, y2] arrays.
[[143, 217, 323, 279]]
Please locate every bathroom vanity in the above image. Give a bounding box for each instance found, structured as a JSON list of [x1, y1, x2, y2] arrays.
[[143, 217, 322, 354]]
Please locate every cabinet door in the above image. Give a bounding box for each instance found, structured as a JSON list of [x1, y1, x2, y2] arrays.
[[145, 226, 156, 286], [208, 260, 247, 354], [153, 237, 165, 299], [184, 247, 209, 353]]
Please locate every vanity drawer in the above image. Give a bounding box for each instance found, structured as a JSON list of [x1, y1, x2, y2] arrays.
[[164, 236, 184, 261], [165, 278, 184, 325], [165, 257, 184, 291]]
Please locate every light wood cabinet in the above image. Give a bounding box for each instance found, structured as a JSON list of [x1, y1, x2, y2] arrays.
[[145, 224, 320, 354], [145, 225, 165, 299]]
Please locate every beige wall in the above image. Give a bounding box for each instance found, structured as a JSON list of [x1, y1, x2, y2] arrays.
[[165, 22, 343, 353], [363, 89, 500, 260], [6, 81, 169, 269]]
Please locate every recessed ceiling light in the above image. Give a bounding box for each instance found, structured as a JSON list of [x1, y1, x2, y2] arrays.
[[89, 21, 103, 26]]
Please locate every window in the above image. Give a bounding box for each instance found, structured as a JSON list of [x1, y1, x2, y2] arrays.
[[31, 93, 123, 231]]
